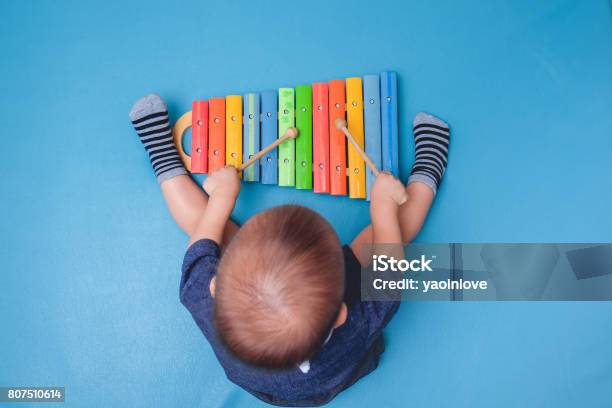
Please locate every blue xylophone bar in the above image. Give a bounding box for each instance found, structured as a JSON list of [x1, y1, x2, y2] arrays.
[[243, 93, 261, 182], [381, 71, 399, 177], [363, 74, 382, 201], [260, 91, 278, 185]]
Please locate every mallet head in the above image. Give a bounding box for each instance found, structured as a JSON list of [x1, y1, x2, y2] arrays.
[[286, 127, 299, 139], [335, 118, 348, 130]]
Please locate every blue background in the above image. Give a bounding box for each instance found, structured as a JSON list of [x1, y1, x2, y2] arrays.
[[1, 0, 611, 407]]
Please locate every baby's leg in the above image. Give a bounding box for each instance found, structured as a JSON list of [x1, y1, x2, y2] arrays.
[[351, 113, 450, 264], [129, 94, 238, 245]]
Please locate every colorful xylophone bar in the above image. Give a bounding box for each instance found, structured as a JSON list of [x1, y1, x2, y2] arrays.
[[178, 71, 399, 200]]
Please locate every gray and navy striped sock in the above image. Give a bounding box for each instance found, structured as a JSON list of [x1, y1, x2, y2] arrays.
[[408, 112, 451, 195], [129, 94, 187, 184]]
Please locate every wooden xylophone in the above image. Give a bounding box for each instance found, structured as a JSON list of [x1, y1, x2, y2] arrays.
[[172, 71, 398, 200]]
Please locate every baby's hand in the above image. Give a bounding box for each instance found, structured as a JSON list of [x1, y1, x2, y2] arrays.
[[203, 166, 241, 201], [371, 172, 407, 210]]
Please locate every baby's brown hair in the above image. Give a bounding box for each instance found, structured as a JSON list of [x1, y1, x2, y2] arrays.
[[215, 205, 344, 368]]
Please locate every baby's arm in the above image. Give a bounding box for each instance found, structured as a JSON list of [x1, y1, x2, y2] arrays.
[[160, 175, 239, 245], [351, 181, 434, 266], [351, 112, 449, 264], [364, 173, 407, 262], [188, 166, 241, 247]]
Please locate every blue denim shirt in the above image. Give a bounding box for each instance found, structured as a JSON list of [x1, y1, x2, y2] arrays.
[[180, 239, 399, 406]]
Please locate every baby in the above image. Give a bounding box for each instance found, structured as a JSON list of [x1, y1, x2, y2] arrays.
[[129, 94, 450, 406]]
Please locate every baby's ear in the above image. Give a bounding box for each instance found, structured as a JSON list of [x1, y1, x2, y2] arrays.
[[210, 277, 216, 298], [333, 303, 348, 328]]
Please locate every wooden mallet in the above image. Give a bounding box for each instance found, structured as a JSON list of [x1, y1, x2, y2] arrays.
[[335, 118, 408, 205], [238, 127, 299, 172]]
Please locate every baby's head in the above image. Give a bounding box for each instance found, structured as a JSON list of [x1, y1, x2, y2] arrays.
[[215, 205, 345, 369]]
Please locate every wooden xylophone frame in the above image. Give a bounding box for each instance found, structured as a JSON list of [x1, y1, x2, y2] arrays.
[[172, 71, 399, 200]]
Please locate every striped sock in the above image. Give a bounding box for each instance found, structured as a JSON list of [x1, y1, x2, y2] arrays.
[[408, 112, 451, 195], [129, 94, 187, 184]]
